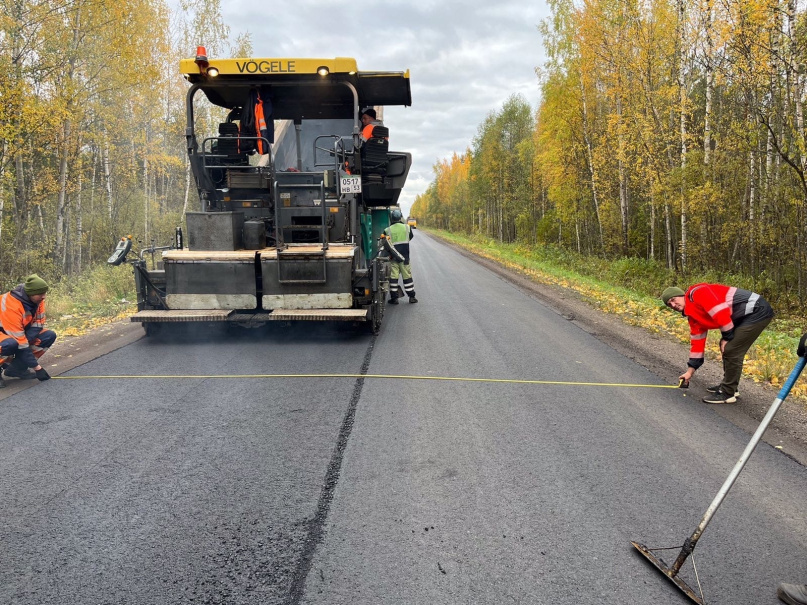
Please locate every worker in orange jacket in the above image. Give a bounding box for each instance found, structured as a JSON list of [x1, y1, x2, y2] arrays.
[[0, 274, 56, 387], [662, 283, 773, 404], [360, 108, 385, 141]]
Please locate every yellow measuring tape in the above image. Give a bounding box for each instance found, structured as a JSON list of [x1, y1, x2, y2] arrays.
[[53, 373, 679, 388]]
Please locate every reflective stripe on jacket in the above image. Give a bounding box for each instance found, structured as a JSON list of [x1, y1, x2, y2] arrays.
[[255, 97, 268, 154], [0, 286, 46, 351], [683, 283, 773, 368], [383, 222, 413, 263]]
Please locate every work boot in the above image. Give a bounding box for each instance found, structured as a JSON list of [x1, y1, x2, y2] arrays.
[[3, 366, 37, 380], [777, 583, 807, 605], [388, 297, 399, 305], [702, 391, 737, 404], [409, 296, 418, 303], [706, 384, 740, 398]]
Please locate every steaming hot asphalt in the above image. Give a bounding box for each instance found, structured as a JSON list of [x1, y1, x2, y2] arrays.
[[1, 233, 806, 604]]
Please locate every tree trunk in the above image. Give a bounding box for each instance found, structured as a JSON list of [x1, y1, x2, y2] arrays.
[[787, 0, 806, 176], [36, 202, 45, 241], [703, 0, 713, 168], [55, 119, 72, 267], [0, 140, 5, 246], [90, 145, 98, 262], [748, 147, 756, 276], [9, 0, 26, 260], [649, 190, 656, 260], [580, 78, 604, 250], [786, 0, 806, 299], [183, 159, 191, 215], [103, 136, 113, 219], [144, 155, 149, 244], [76, 141, 84, 274], [13, 154, 25, 253], [665, 201, 674, 270], [617, 97, 629, 254], [678, 0, 688, 271], [497, 179, 503, 242]]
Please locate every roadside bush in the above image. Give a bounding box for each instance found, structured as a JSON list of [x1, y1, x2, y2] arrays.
[[46, 264, 136, 335], [606, 257, 673, 295]]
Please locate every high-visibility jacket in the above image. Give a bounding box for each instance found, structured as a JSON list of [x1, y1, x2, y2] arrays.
[[254, 95, 269, 154], [0, 285, 47, 366], [240, 90, 273, 155], [683, 283, 773, 369], [361, 120, 387, 141], [383, 221, 413, 263]]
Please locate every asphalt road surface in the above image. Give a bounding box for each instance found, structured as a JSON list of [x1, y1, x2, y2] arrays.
[[2, 233, 806, 605]]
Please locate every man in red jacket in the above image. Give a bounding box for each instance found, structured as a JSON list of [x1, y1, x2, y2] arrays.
[[0, 274, 56, 388], [662, 283, 773, 403]]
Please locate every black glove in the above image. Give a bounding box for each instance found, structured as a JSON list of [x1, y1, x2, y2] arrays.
[[35, 368, 50, 381], [798, 333, 807, 358]]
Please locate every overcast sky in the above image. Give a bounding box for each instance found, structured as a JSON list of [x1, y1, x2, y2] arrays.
[[203, 0, 549, 215]]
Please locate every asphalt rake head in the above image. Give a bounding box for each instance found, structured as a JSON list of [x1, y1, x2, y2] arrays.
[[631, 541, 706, 605]]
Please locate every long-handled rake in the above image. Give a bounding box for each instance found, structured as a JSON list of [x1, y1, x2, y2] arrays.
[[632, 356, 806, 605]]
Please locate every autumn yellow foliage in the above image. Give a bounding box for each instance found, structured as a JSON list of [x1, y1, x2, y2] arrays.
[[416, 0, 807, 315]]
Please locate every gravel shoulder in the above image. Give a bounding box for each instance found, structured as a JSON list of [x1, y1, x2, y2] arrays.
[[440, 236, 807, 468]]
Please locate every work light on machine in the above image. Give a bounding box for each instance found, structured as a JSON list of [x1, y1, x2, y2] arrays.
[[317, 65, 329, 76], [194, 45, 218, 77]]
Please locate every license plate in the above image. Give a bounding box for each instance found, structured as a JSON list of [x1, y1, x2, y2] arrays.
[[340, 175, 362, 194]]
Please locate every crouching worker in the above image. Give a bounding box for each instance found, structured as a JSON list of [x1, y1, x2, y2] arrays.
[[0, 275, 56, 388]]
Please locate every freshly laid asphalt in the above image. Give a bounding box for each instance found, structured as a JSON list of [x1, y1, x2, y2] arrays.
[[1, 233, 806, 604]]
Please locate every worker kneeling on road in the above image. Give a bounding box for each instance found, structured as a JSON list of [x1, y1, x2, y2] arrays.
[[383, 208, 417, 304], [662, 283, 773, 404], [0, 274, 56, 388]]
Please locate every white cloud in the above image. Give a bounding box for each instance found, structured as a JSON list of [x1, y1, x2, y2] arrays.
[[194, 0, 549, 215]]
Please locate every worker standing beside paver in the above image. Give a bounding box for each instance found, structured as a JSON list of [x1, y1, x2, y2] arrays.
[[383, 208, 417, 305]]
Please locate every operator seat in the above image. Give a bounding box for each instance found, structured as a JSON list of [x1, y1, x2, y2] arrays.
[[209, 121, 248, 186], [216, 122, 244, 163], [361, 125, 389, 181]]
